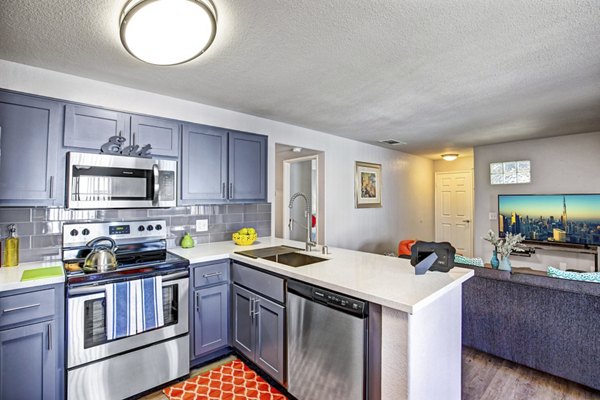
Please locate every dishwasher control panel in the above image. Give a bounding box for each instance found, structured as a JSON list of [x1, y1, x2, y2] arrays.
[[287, 279, 368, 318], [313, 288, 367, 317]]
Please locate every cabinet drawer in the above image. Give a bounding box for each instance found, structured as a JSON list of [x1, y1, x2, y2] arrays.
[[0, 288, 55, 328], [231, 262, 284, 303], [193, 261, 230, 288]]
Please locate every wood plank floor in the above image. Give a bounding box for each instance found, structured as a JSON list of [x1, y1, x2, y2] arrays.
[[462, 347, 600, 400], [141, 348, 600, 399]]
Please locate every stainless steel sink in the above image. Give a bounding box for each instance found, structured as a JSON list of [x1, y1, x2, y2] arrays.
[[262, 252, 327, 267], [234, 245, 328, 267]]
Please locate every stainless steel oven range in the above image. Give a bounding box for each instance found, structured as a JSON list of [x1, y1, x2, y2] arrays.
[[63, 220, 189, 400]]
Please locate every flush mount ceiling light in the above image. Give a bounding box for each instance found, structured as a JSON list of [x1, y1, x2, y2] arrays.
[[120, 0, 217, 66], [441, 154, 459, 161]]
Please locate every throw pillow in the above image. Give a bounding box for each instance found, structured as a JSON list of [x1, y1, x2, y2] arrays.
[[454, 254, 484, 267], [547, 266, 600, 283]]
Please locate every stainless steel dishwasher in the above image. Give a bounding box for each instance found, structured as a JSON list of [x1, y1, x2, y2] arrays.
[[287, 280, 368, 400]]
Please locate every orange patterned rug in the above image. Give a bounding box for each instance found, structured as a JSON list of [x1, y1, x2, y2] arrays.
[[163, 359, 287, 400]]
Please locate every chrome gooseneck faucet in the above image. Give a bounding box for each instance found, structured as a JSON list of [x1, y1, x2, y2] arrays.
[[288, 192, 316, 251]]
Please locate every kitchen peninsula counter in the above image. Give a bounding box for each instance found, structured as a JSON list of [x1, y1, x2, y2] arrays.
[[171, 237, 472, 400], [169, 237, 473, 314]]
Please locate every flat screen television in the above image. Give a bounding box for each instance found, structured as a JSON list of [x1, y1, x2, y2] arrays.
[[498, 194, 600, 247]]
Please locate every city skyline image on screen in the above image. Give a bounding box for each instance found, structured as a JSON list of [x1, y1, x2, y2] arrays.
[[498, 194, 600, 246]]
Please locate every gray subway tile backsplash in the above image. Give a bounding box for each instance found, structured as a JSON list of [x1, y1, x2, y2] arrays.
[[0, 203, 271, 263]]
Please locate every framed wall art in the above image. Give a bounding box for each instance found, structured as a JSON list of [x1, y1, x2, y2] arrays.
[[355, 161, 382, 208]]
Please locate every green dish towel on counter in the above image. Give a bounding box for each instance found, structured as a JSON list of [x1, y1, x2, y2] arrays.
[[21, 266, 63, 281]]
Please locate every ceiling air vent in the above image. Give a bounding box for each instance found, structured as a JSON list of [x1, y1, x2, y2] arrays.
[[378, 139, 406, 146]]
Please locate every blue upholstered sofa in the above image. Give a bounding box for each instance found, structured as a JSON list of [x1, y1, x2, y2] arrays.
[[461, 265, 600, 391]]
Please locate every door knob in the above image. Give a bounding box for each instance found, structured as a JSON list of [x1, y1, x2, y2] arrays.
[[462, 219, 471, 223]]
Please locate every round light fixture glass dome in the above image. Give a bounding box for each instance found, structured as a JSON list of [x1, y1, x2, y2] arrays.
[[120, 0, 217, 66], [441, 153, 459, 161]]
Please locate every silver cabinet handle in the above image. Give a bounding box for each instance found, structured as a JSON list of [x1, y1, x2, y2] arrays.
[[222, 182, 226, 199], [229, 182, 233, 200], [49, 176, 54, 199], [47, 323, 52, 351], [249, 298, 254, 317], [195, 291, 200, 313], [252, 298, 260, 318], [3, 303, 41, 313], [202, 272, 222, 278]]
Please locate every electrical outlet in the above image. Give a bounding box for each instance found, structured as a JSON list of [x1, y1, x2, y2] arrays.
[[559, 262, 567, 270], [196, 219, 208, 232], [489, 212, 497, 221]]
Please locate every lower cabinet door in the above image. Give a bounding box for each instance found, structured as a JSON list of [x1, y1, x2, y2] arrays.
[[0, 321, 56, 400], [193, 284, 229, 358], [254, 294, 285, 384], [231, 284, 255, 360]]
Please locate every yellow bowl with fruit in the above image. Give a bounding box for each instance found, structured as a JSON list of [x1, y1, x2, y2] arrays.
[[232, 228, 257, 246]]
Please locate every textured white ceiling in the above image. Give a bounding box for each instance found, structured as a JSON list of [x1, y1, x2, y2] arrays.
[[1, 0, 599, 158]]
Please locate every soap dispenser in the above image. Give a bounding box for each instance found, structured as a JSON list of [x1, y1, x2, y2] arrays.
[[4, 224, 19, 267]]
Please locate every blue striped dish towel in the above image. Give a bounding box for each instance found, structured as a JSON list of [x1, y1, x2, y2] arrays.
[[137, 275, 164, 333], [106, 281, 138, 340]]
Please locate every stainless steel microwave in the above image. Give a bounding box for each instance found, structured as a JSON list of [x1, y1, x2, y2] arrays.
[[66, 152, 177, 209]]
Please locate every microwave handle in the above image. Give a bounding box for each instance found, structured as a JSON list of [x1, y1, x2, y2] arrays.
[[152, 164, 159, 205]]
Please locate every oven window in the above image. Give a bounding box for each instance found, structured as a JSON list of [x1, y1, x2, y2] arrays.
[[83, 284, 179, 349]]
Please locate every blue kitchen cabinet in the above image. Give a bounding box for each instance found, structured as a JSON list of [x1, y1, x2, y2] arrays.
[[64, 104, 180, 157], [180, 124, 267, 203], [0, 91, 61, 205], [131, 115, 180, 157], [64, 104, 128, 150], [181, 124, 228, 201], [0, 283, 64, 400], [0, 321, 56, 399], [228, 131, 267, 202], [231, 262, 285, 384], [190, 261, 230, 365]]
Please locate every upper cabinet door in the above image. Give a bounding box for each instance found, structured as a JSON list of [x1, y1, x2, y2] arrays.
[[228, 131, 267, 202], [131, 115, 180, 157], [64, 104, 128, 150], [181, 124, 228, 201], [0, 92, 60, 204]]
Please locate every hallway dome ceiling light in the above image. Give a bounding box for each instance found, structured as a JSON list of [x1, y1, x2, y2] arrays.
[[441, 153, 459, 161], [120, 0, 217, 66]]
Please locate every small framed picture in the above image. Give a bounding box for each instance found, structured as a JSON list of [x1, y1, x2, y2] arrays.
[[355, 161, 382, 208]]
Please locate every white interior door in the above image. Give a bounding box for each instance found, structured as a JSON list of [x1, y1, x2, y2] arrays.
[[435, 171, 474, 257]]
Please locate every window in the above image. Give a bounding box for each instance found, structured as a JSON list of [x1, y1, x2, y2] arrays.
[[490, 160, 530, 185]]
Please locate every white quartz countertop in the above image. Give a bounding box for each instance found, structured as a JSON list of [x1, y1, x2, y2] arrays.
[[0, 260, 65, 292], [170, 237, 474, 314]]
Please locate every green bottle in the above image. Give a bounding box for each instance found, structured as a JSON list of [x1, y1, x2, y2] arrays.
[[4, 224, 19, 267], [181, 233, 195, 248]]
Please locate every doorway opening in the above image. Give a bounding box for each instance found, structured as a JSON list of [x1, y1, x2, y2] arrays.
[[274, 144, 325, 244]]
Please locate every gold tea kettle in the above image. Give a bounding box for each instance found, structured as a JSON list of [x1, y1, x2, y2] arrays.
[[83, 237, 118, 273]]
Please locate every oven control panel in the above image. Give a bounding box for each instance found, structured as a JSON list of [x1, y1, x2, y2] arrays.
[[63, 220, 167, 246]]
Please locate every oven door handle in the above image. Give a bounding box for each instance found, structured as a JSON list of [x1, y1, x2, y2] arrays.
[[152, 164, 160, 206], [68, 270, 189, 296]]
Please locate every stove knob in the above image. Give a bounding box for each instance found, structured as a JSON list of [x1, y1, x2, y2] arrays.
[[70, 229, 79, 237], [147, 225, 154, 231], [155, 224, 162, 231], [82, 229, 90, 236], [138, 225, 145, 232]]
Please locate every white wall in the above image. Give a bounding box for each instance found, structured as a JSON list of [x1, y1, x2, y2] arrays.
[[474, 132, 600, 271], [0, 60, 434, 254]]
